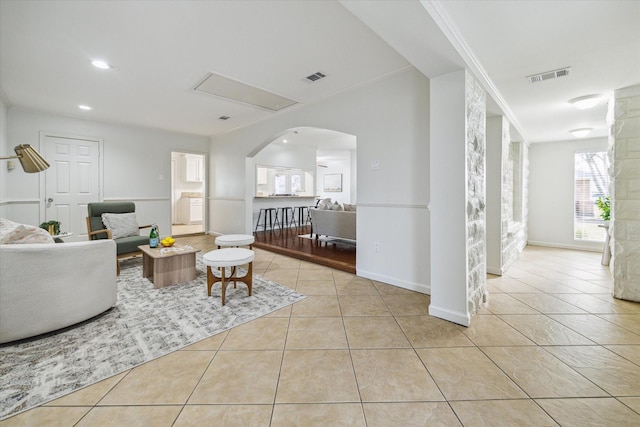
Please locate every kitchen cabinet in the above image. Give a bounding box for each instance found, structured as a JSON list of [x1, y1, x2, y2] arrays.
[[180, 197, 203, 224], [183, 155, 204, 182]]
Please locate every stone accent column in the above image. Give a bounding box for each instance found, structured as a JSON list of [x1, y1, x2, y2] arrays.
[[465, 72, 487, 315], [486, 116, 529, 276], [609, 84, 640, 302]]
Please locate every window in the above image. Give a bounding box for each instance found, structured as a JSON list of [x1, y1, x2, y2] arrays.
[[574, 152, 610, 241], [274, 174, 287, 194], [291, 174, 303, 193]]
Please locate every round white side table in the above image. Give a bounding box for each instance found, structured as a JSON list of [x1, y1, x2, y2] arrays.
[[203, 248, 254, 306], [214, 234, 254, 249]]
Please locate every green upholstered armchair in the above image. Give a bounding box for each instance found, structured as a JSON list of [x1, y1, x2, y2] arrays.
[[86, 202, 152, 275]]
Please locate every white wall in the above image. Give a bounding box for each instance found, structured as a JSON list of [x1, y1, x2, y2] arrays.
[[486, 116, 503, 274], [0, 96, 8, 213], [210, 68, 431, 294], [3, 107, 209, 235], [316, 152, 353, 205], [529, 137, 608, 251], [429, 70, 469, 325]]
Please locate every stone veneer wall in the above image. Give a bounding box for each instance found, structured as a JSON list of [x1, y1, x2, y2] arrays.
[[465, 72, 487, 314], [501, 136, 529, 272], [609, 84, 640, 302]]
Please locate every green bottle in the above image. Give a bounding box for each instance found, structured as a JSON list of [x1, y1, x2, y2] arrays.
[[149, 224, 159, 248]]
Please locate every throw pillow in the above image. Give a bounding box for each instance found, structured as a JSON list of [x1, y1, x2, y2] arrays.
[[0, 218, 55, 244], [101, 212, 140, 239], [318, 198, 333, 210], [343, 203, 356, 212], [331, 201, 344, 211]]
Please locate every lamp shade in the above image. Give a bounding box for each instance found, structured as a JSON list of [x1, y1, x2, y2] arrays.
[[13, 144, 50, 173]]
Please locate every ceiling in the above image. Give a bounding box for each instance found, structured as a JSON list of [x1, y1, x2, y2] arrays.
[[1, 1, 638, 145]]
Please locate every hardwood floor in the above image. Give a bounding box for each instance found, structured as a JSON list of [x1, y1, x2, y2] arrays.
[[253, 225, 356, 273]]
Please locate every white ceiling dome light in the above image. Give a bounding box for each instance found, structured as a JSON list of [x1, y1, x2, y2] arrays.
[[569, 128, 593, 138], [569, 94, 602, 110], [90, 59, 112, 70]]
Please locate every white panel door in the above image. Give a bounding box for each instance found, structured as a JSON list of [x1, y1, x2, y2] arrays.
[[44, 135, 101, 241]]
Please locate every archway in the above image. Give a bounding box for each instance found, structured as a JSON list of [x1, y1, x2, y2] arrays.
[[249, 127, 357, 272]]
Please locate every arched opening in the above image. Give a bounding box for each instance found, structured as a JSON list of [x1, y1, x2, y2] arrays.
[[249, 126, 357, 272]]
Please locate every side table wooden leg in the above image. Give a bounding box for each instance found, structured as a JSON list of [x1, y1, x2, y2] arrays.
[[247, 261, 253, 297], [207, 266, 214, 296], [221, 266, 227, 306]]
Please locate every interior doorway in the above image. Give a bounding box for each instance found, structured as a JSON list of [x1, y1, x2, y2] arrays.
[[170, 151, 206, 236]]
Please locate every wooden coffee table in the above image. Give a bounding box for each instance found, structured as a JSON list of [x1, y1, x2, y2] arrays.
[[138, 244, 201, 288]]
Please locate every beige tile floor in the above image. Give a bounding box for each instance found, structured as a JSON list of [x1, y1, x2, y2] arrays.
[[3, 238, 640, 426]]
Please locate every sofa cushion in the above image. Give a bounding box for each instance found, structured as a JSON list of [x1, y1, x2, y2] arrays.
[[101, 212, 140, 239], [0, 218, 55, 244]]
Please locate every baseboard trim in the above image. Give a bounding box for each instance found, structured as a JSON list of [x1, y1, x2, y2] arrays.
[[428, 304, 471, 327], [527, 241, 602, 253], [356, 268, 430, 295], [486, 267, 503, 276]]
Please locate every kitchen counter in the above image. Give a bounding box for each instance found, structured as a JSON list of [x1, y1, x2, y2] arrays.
[[182, 192, 203, 198]]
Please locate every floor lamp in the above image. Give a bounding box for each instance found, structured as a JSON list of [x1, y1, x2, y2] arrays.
[[0, 144, 50, 173]]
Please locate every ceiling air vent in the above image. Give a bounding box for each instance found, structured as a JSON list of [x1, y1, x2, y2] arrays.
[[526, 67, 571, 83], [306, 72, 326, 82]]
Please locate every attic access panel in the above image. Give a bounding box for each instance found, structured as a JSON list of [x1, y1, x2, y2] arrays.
[[194, 73, 297, 111]]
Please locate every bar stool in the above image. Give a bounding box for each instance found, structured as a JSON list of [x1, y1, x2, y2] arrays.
[[255, 208, 280, 232], [295, 206, 309, 227], [277, 207, 296, 229], [203, 248, 254, 306]]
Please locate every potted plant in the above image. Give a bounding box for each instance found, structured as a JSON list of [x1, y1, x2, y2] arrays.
[[39, 220, 61, 236], [595, 196, 610, 222]]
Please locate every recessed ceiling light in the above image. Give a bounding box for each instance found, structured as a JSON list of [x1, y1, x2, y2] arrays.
[[91, 60, 112, 70], [78, 105, 93, 111], [283, 139, 288, 143], [569, 95, 602, 110], [569, 128, 592, 138]]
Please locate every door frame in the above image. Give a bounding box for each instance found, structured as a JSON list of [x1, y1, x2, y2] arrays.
[[170, 150, 207, 235], [38, 131, 104, 224]]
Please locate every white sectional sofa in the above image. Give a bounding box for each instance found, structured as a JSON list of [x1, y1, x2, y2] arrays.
[[308, 208, 356, 241], [0, 239, 117, 344]]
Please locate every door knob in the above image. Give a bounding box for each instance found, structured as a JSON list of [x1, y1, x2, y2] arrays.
[[47, 198, 54, 203]]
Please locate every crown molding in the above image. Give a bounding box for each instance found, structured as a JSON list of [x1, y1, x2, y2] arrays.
[[421, 0, 528, 144]]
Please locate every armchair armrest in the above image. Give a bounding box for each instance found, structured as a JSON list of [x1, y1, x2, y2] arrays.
[[87, 228, 112, 240]]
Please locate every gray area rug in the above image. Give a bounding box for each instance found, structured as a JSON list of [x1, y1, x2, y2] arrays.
[[0, 255, 305, 420]]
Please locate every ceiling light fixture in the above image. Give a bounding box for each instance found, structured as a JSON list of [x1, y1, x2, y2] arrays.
[[569, 128, 593, 138], [78, 105, 93, 111], [283, 139, 288, 143], [569, 95, 602, 110], [91, 60, 112, 70]]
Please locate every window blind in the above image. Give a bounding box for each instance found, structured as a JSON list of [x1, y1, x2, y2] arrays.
[[574, 152, 610, 241]]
